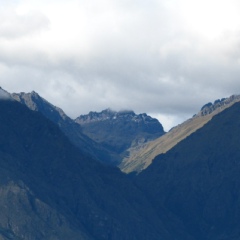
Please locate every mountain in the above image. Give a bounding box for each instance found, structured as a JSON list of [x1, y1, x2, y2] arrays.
[[137, 101, 240, 240], [75, 109, 165, 165], [12, 91, 113, 165], [0, 94, 179, 240], [3, 86, 240, 239], [121, 95, 240, 173]]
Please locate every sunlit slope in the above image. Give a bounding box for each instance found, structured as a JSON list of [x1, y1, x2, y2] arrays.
[[120, 95, 240, 173]]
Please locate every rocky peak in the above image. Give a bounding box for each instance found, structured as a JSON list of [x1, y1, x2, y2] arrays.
[[75, 108, 160, 126], [196, 94, 240, 117], [12, 92, 39, 110], [75, 108, 165, 156], [75, 108, 129, 124], [12, 91, 67, 120]]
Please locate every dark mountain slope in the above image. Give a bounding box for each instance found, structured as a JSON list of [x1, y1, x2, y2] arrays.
[[76, 109, 165, 164], [0, 99, 174, 240], [12, 91, 113, 165], [0, 179, 89, 240], [137, 101, 240, 240]]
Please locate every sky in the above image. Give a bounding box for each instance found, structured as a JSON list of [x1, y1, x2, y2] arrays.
[[1, 0, 240, 131]]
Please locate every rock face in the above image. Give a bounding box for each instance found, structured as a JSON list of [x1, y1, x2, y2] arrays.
[[137, 101, 240, 240], [12, 91, 71, 121], [121, 94, 240, 173], [75, 109, 165, 164], [0, 97, 177, 240], [196, 95, 240, 116]]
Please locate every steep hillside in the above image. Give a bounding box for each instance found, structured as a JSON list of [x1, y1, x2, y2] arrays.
[[75, 109, 165, 164], [0, 97, 178, 240], [121, 95, 240, 173], [12, 91, 113, 165], [137, 101, 240, 240]]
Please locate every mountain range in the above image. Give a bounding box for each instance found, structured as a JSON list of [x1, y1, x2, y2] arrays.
[[0, 87, 240, 239], [0, 91, 171, 240], [12, 91, 165, 167]]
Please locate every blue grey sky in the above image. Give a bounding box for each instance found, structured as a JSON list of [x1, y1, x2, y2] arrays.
[[1, 0, 240, 130]]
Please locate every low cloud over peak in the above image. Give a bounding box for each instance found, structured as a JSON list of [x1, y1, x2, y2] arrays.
[[0, 88, 13, 100]]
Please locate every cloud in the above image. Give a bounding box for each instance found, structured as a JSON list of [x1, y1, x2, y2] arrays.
[[0, 9, 50, 39], [1, 0, 240, 130], [0, 88, 13, 100]]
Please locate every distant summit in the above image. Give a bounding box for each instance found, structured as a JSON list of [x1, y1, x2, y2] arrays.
[[76, 108, 163, 133], [75, 109, 165, 163], [77, 108, 136, 123]]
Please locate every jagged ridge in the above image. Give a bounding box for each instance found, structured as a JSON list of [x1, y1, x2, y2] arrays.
[[77, 108, 161, 127]]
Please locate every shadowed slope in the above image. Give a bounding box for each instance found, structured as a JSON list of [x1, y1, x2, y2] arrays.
[[137, 101, 240, 240], [12, 91, 113, 165], [0, 99, 174, 240]]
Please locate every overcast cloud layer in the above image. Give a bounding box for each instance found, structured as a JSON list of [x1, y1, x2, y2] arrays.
[[1, 0, 240, 130]]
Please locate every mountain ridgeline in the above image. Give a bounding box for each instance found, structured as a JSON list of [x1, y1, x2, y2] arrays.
[[12, 92, 165, 166], [1, 87, 240, 240], [12, 92, 115, 165]]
